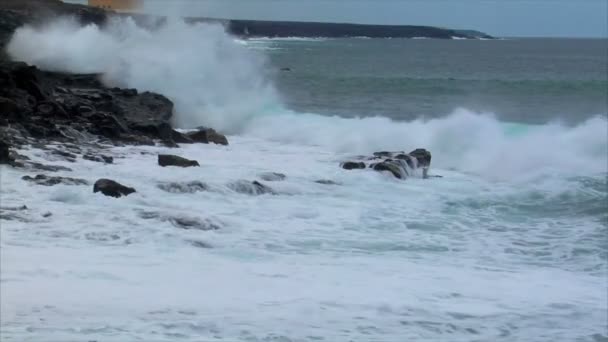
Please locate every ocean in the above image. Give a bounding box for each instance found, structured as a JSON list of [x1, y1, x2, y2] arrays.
[[1, 18, 607, 341]]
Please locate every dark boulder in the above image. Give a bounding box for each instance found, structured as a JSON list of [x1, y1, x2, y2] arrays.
[[341, 161, 366, 170], [187, 127, 229, 145], [93, 178, 136, 198], [22, 174, 88, 186], [158, 154, 200, 167], [259, 172, 286, 181]]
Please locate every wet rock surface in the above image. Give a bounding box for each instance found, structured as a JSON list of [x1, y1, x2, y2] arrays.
[[186, 127, 229, 145], [93, 178, 136, 198], [158, 154, 200, 167], [341, 149, 432, 180]]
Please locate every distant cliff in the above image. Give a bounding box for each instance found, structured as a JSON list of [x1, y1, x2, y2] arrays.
[[220, 20, 494, 39], [0, 1, 493, 43]]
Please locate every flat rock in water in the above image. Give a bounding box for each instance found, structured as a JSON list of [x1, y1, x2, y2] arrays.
[[22, 174, 88, 186], [158, 154, 199, 167], [93, 178, 136, 198]]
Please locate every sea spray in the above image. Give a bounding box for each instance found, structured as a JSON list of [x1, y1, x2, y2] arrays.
[[7, 16, 279, 132]]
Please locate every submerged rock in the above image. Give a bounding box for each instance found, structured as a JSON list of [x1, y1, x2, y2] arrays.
[[138, 211, 221, 231], [168, 217, 221, 231], [83, 153, 113, 164], [259, 172, 286, 182], [22, 174, 88, 186], [157, 181, 208, 193], [93, 178, 136, 198], [158, 154, 200, 167], [228, 180, 275, 195], [22, 162, 72, 172], [186, 127, 229, 145], [315, 179, 341, 185]]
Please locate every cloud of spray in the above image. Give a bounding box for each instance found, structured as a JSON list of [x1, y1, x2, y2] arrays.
[[7, 16, 279, 132]]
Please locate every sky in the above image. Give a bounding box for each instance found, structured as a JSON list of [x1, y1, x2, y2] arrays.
[[65, 0, 608, 37]]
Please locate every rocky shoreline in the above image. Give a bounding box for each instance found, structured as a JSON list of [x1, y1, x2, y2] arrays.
[[0, 0, 433, 205]]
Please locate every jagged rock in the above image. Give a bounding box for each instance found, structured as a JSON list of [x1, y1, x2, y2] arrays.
[[228, 180, 275, 195], [259, 172, 286, 181], [340, 148, 432, 180], [157, 181, 208, 193], [187, 127, 229, 145], [93, 178, 136, 198], [341, 161, 365, 170], [158, 154, 199, 167], [83, 153, 113, 164], [0, 139, 12, 164], [22, 174, 88, 186]]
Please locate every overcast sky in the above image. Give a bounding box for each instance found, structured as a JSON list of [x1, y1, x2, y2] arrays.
[[65, 0, 608, 37]]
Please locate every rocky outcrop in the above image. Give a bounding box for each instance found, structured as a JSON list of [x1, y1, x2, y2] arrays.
[[186, 127, 229, 146], [22, 174, 88, 186], [158, 154, 200, 167], [0, 61, 184, 148], [341, 149, 432, 180], [93, 178, 136, 198]]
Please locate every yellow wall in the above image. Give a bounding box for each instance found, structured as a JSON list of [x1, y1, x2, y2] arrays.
[[88, 0, 142, 11]]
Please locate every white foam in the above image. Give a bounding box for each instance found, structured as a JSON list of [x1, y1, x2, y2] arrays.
[[8, 16, 279, 133]]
